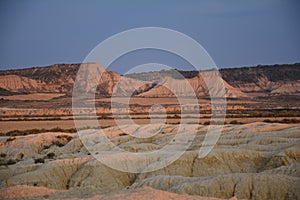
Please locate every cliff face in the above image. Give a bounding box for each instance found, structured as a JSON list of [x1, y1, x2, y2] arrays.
[[0, 63, 299, 98]]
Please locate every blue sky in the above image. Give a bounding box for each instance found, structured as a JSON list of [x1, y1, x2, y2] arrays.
[[0, 0, 299, 73]]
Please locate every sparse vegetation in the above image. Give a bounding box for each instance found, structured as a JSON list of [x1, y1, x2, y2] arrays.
[[220, 63, 300, 84], [0, 153, 7, 158], [97, 115, 113, 119], [249, 111, 299, 118], [46, 152, 55, 159], [52, 140, 65, 147], [4, 127, 76, 136], [52, 135, 73, 147], [263, 118, 300, 124], [167, 114, 180, 119], [7, 159, 17, 165], [229, 120, 242, 125], [202, 121, 226, 125], [6, 137, 16, 142], [0, 117, 63, 121], [34, 158, 45, 164], [0, 125, 110, 137], [55, 134, 73, 142]]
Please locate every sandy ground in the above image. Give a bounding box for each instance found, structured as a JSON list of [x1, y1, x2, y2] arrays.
[[0, 185, 60, 199], [97, 97, 258, 105], [0, 93, 64, 101], [0, 185, 230, 200], [0, 117, 299, 133]]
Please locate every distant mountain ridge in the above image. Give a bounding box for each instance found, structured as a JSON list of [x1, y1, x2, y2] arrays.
[[0, 63, 299, 98]]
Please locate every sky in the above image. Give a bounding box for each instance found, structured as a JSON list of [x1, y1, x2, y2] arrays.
[[0, 0, 299, 74]]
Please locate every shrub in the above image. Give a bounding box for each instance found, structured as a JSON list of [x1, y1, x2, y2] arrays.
[[203, 121, 210, 125], [34, 158, 45, 164], [51, 127, 63, 132], [6, 137, 16, 142], [7, 159, 17, 165], [229, 120, 239, 124], [263, 119, 271, 123], [167, 114, 180, 119], [46, 152, 55, 159], [5, 127, 78, 136], [0, 153, 6, 158], [55, 135, 72, 141], [263, 118, 300, 124], [52, 141, 65, 147]]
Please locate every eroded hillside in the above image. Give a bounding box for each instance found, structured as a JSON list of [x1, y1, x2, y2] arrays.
[[1, 63, 299, 97], [0, 123, 299, 199]]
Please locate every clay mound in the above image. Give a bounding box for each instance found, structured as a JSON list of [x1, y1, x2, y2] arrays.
[[137, 71, 247, 98], [0, 123, 299, 199], [133, 174, 299, 200], [0, 75, 40, 93], [73, 63, 153, 97], [271, 80, 300, 94], [0, 132, 75, 161]]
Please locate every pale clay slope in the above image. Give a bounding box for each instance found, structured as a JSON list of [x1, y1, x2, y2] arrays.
[[135, 70, 247, 98], [0, 122, 299, 199]]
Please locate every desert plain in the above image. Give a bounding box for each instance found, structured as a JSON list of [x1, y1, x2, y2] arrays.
[[0, 63, 299, 199]]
